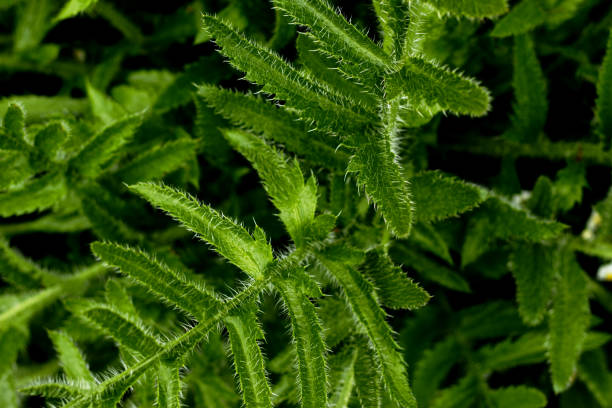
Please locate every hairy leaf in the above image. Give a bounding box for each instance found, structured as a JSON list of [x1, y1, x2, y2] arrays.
[[129, 183, 273, 280]]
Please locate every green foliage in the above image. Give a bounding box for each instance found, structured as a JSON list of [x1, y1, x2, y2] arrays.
[[0, 0, 610, 407]]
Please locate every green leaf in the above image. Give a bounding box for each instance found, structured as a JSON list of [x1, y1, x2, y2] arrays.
[[461, 197, 566, 266], [361, 249, 430, 310], [225, 305, 273, 408], [510, 244, 554, 326], [487, 386, 547, 408], [91, 242, 221, 319], [1, 104, 32, 154], [427, 0, 509, 18], [553, 161, 586, 213], [129, 182, 273, 280], [596, 30, 612, 146], [222, 129, 317, 246], [353, 338, 382, 408], [389, 59, 492, 117], [69, 114, 142, 179], [34, 122, 69, 162], [491, 0, 547, 38], [348, 98, 413, 237], [408, 222, 453, 263], [548, 249, 590, 393], [74, 301, 162, 356], [411, 171, 487, 223], [14, 0, 54, 51], [413, 338, 461, 407], [201, 15, 371, 133], [273, 0, 391, 77], [372, 0, 408, 58], [48, 330, 94, 383], [0, 172, 67, 217], [0, 237, 50, 289], [328, 346, 356, 408], [20, 382, 87, 399], [55, 0, 98, 21], [578, 349, 612, 407], [274, 271, 327, 408], [510, 34, 547, 142], [317, 246, 416, 408], [391, 246, 471, 292], [197, 85, 348, 170], [156, 361, 182, 408], [430, 374, 478, 408], [478, 331, 611, 372], [86, 81, 127, 125], [114, 138, 199, 184]]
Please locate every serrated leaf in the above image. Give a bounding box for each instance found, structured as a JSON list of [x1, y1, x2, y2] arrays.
[[34, 122, 69, 162], [222, 129, 317, 247], [273, 0, 391, 79], [328, 346, 356, 408], [372, 0, 408, 57], [225, 305, 272, 408], [388, 59, 491, 117], [91, 242, 220, 319], [361, 249, 430, 310], [74, 301, 162, 356], [69, 114, 142, 179], [353, 338, 382, 408], [156, 361, 182, 408], [0, 171, 67, 217], [348, 98, 413, 237], [427, 0, 509, 18], [201, 15, 371, 133], [548, 249, 590, 393], [461, 197, 566, 266], [510, 244, 554, 326], [411, 171, 487, 223], [129, 182, 273, 280], [48, 330, 94, 383], [114, 138, 199, 184], [274, 271, 327, 408], [317, 246, 416, 408], [20, 382, 88, 399], [197, 85, 348, 170], [596, 30, 612, 146], [510, 34, 547, 142]]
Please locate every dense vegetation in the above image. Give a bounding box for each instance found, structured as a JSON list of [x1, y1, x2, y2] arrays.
[[0, 0, 611, 407]]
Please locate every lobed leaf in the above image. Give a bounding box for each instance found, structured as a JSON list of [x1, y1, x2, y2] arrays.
[[48, 330, 95, 383]]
